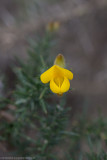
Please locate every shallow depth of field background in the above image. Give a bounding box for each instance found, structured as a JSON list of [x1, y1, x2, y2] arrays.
[[0, 0, 107, 155]]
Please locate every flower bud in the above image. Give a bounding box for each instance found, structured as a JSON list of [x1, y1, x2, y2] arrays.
[[54, 54, 65, 68], [46, 21, 60, 32]]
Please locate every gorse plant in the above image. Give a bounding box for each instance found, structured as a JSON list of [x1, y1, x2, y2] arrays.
[[0, 29, 71, 160], [0, 25, 107, 160]]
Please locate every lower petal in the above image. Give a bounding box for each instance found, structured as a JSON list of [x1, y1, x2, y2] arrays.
[[50, 79, 60, 93], [61, 77, 70, 93]]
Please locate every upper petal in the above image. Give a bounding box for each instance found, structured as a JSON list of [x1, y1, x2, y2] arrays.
[[50, 79, 60, 93], [40, 66, 54, 83], [53, 65, 73, 80], [60, 77, 70, 93], [53, 65, 63, 77]]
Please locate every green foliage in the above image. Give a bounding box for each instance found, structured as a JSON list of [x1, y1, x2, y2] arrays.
[[86, 151, 107, 160], [0, 30, 107, 160], [0, 31, 69, 160], [67, 114, 107, 160]]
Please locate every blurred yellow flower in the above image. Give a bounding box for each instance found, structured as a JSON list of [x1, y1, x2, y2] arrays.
[[100, 132, 107, 140], [47, 21, 60, 32], [40, 54, 73, 95]]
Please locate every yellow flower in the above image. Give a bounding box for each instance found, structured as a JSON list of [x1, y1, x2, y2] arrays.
[[46, 21, 60, 32], [40, 54, 73, 95]]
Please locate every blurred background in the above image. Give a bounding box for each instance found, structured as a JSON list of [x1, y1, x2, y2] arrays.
[[0, 0, 107, 156]]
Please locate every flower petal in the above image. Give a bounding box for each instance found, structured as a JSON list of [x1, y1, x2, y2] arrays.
[[53, 65, 63, 77], [50, 79, 60, 93], [40, 66, 54, 83], [54, 76, 64, 87], [60, 77, 70, 93], [53, 65, 73, 80], [62, 68, 73, 80]]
